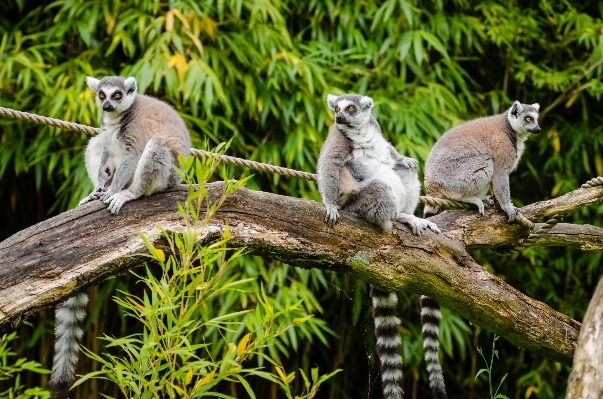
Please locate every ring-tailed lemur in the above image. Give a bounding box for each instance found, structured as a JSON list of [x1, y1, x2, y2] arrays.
[[50, 76, 192, 393], [419, 101, 541, 399], [79, 75, 191, 214], [317, 94, 441, 399], [423, 101, 541, 220]]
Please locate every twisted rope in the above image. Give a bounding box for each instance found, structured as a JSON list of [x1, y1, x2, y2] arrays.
[[419, 195, 534, 229], [189, 148, 318, 181], [0, 106, 535, 228], [0, 106, 101, 135], [581, 176, 603, 189], [501, 214, 562, 254]]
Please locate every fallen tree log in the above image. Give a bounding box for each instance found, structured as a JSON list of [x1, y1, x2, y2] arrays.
[[0, 183, 584, 367]]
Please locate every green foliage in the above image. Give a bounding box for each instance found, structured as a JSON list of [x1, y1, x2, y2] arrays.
[[2, 0, 603, 398], [0, 332, 51, 399], [475, 334, 509, 399], [74, 153, 339, 397]]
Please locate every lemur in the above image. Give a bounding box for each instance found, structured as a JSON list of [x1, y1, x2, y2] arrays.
[[423, 101, 541, 220], [79, 75, 191, 214], [419, 101, 541, 399], [49, 76, 191, 393], [317, 94, 441, 399]]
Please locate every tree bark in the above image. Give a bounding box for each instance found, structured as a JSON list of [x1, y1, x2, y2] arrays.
[[0, 182, 587, 367], [566, 276, 603, 398]]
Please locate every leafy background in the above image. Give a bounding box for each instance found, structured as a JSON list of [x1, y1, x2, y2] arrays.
[[1, 0, 603, 398]]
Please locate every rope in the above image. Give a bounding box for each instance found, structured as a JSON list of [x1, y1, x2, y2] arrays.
[[500, 214, 562, 254], [0, 106, 101, 135], [190, 148, 318, 181], [419, 195, 534, 229], [581, 176, 603, 189], [0, 106, 535, 228]]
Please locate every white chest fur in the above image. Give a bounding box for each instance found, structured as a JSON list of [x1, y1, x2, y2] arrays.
[[101, 112, 126, 167], [511, 133, 530, 172]]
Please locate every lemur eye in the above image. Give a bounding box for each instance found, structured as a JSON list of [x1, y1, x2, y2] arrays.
[[525, 116, 532, 122], [347, 106, 355, 112], [99, 92, 106, 99], [113, 92, 122, 99], [335, 107, 341, 112]]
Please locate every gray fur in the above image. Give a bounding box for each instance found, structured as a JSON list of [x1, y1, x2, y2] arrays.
[[424, 101, 540, 221], [79, 75, 191, 214], [317, 93, 439, 234]]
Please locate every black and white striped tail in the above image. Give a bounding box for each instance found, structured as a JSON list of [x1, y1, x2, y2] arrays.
[[420, 295, 448, 399], [49, 292, 88, 393], [370, 286, 403, 399]]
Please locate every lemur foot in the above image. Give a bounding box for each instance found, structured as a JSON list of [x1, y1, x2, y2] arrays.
[[505, 206, 519, 223], [482, 196, 495, 206], [104, 191, 137, 214], [324, 204, 340, 227], [396, 214, 441, 235]]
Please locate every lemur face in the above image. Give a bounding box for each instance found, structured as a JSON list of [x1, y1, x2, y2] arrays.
[[508, 101, 541, 134], [327, 94, 374, 128], [86, 76, 137, 113]]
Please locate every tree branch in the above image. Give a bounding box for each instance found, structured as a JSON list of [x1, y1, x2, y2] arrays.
[[566, 276, 603, 398], [0, 183, 582, 366]]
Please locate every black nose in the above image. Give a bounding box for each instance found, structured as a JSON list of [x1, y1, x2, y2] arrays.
[[103, 102, 116, 112], [335, 115, 345, 124]]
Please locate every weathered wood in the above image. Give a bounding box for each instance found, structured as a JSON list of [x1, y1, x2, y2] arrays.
[[0, 183, 581, 366], [566, 276, 603, 398]]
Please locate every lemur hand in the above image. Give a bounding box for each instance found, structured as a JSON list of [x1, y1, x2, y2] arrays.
[[99, 188, 118, 202], [397, 156, 418, 170], [78, 186, 105, 206], [324, 203, 340, 227]]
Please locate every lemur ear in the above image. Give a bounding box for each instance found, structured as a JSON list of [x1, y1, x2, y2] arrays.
[[531, 103, 540, 112], [510, 100, 523, 117], [124, 77, 138, 94], [327, 94, 338, 111], [85, 76, 100, 92], [359, 96, 374, 110]]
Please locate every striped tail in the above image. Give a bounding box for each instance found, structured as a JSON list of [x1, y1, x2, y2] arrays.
[[420, 295, 448, 399], [49, 292, 88, 393], [370, 286, 404, 399]]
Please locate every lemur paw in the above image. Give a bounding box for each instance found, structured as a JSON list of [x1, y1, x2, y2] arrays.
[[324, 204, 340, 227], [505, 206, 519, 223], [397, 214, 440, 235], [400, 157, 419, 169], [78, 188, 105, 206], [424, 219, 441, 234], [482, 195, 495, 206], [99, 189, 117, 202], [476, 201, 485, 215], [78, 194, 97, 206], [104, 191, 136, 214]]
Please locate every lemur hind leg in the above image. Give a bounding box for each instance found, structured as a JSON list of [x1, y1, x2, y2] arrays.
[[342, 179, 397, 231], [105, 137, 181, 214]]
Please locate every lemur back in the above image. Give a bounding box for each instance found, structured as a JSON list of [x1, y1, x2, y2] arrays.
[[317, 94, 440, 399]]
